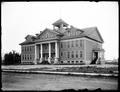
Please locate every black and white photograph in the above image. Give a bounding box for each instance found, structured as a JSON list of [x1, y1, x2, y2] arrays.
[[1, 1, 118, 91]]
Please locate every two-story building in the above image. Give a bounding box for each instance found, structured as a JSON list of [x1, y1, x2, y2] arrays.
[[19, 19, 105, 65]]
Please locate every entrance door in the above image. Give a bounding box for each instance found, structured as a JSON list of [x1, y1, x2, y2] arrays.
[[91, 52, 98, 64], [41, 53, 50, 64]]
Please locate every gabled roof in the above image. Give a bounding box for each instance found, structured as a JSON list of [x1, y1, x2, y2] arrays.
[[36, 28, 63, 39], [80, 27, 104, 43], [52, 19, 68, 27]]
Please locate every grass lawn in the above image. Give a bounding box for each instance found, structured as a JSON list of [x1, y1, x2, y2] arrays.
[[4, 66, 118, 74]]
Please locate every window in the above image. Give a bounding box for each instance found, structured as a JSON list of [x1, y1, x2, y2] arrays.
[[72, 61, 74, 63], [22, 47, 24, 52], [68, 61, 70, 63], [61, 52, 63, 56], [64, 42, 66, 48], [44, 44, 47, 49], [76, 40, 78, 47], [25, 47, 26, 52], [80, 61, 83, 63], [68, 31, 70, 36], [76, 51, 78, 58], [22, 55, 24, 60], [30, 55, 32, 60], [27, 47, 29, 51], [80, 51, 83, 58], [68, 52, 70, 58], [64, 52, 66, 58], [68, 42, 70, 48], [61, 61, 63, 63], [46, 34, 48, 38], [71, 51, 74, 58], [27, 55, 29, 60], [25, 55, 26, 60], [61, 43, 63, 48], [80, 40, 83, 47], [72, 41, 74, 47], [76, 61, 79, 63], [30, 46, 31, 51]]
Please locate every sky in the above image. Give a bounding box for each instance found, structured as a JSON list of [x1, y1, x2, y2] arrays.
[[1, 1, 118, 60]]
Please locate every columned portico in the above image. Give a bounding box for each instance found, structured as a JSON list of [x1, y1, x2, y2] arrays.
[[34, 41, 59, 64]]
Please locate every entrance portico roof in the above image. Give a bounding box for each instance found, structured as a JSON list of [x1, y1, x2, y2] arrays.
[[93, 48, 105, 52]]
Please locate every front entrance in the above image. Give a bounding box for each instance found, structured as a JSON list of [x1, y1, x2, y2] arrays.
[[41, 53, 50, 64], [91, 52, 98, 64]]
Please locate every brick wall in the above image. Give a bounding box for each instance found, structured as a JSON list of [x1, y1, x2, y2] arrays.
[[21, 45, 35, 64], [85, 39, 102, 64]]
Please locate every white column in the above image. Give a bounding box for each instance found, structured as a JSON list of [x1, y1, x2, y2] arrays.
[[34, 44, 37, 64], [40, 44, 43, 63], [48, 43, 51, 63], [55, 41, 59, 64]]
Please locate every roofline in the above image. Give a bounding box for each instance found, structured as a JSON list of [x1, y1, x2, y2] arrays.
[[96, 27, 104, 43]]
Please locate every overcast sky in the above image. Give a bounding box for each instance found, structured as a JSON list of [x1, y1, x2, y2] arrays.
[[1, 1, 118, 60]]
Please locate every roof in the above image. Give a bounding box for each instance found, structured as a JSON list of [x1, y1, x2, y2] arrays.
[[52, 19, 68, 27], [19, 40, 35, 45], [20, 19, 104, 45], [80, 27, 104, 43], [93, 48, 105, 52]]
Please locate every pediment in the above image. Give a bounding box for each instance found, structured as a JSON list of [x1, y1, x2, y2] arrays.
[[37, 29, 58, 40]]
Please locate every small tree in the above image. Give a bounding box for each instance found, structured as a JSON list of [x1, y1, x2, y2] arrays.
[[3, 50, 21, 65]]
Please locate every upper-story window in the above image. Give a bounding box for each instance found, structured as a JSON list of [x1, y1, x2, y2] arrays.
[[25, 54, 26, 60], [76, 51, 78, 58], [61, 52, 63, 56], [64, 42, 66, 48], [25, 47, 26, 52], [22, 55, 24, 60], [64, 51, 66, 58], [27, 47, 29, 51], [71, 51, 74, 58], [30, 46, 31, 51], [68, 31, 70, 36], [68, 51, 70, 58], [76, 40, 78, 47], [61, 43, 63, 48], [46, 34, 49, 38], [30, 54, 32, 60], [27, 54, 29, 60], [22, 47, 24, 52], [72, 41, 74, 47], [68, 42, 70, 48], [80, 40, 83, 47], [80, 51, 83, 58]]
